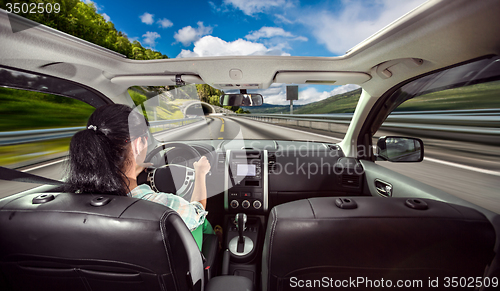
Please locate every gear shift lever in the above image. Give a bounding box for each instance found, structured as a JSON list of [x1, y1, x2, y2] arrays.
[[229, 213, 253, 256], [235, 213, 247, 244]]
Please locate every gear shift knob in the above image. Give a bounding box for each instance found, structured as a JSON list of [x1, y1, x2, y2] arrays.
[[235, 213, 247, 244]]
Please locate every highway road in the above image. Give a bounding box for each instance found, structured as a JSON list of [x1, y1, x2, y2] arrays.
[[2, 116, 499, 214]]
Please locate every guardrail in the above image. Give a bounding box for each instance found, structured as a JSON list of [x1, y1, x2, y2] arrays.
[[234, 109, 500, 145], [0, 117, 203, 146], [237, 109, 500, 132]]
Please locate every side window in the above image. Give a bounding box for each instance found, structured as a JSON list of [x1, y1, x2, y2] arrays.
[[374, 56, 500, 213], [0, 86, 95, 197]]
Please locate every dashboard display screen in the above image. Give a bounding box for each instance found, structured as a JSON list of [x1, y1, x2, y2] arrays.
[[237, 164, 256, 176]]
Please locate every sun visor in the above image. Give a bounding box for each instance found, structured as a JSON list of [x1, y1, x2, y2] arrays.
[[110, 75, 204, 86], [274, 71, 371, 85]]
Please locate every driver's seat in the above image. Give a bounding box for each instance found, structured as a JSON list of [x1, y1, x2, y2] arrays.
[[0, 192, 205, 291]]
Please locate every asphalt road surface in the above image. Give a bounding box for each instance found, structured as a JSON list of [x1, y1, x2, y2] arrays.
[[2, 116, 499, 214]]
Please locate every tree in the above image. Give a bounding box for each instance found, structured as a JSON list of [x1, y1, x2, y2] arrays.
[[6, 0, 168, 60], [235, 108, 250, 114]]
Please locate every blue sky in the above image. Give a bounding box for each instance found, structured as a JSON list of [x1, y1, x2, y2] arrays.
[[86, 0, 427, 104]]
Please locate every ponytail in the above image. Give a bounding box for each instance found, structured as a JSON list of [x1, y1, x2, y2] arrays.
[[65, 104, 148, 195]]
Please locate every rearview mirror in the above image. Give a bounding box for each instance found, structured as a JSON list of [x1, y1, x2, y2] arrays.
[[376, 136, 424, 162], [220, 94, 263, 107]]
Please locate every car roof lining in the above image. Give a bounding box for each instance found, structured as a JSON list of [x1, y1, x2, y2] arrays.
[[0, 64, 112, 108]]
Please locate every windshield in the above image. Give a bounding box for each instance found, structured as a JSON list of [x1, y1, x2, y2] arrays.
[[128, 84, 360, 143]]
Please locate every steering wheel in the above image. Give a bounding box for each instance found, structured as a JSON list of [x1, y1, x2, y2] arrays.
[[141, 143, 201, 199]]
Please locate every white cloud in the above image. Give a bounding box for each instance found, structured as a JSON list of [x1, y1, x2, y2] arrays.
[[294, 36, 308, 42], [142, 31, 161, 48], [177, 35, 290, 58], [101, 13, 110, 22], [246, 27, 293, 40], [224, 0, 293, 16], [274, 14, 294, 24], [245, 27, 308, 43], [157, 18, 173, 28], [254, 84, 288, 105], [301, 0, 427, 55], [84, 0, 103, 11], [140, 12, 154, 25], [209, 1, 223, 13], [258, 84, 361, 105], [174, 22, 213, 46]]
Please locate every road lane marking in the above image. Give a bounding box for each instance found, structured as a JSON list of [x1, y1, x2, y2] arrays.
[[21, 158, 67, 172], [424, 157, 500, 177], [219, 117, 225, 132], [218, 137, 223, 139], [153, 119, 206, 139]]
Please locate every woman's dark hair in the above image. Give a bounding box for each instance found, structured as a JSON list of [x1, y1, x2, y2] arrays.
[[65, 104, 149, 195]]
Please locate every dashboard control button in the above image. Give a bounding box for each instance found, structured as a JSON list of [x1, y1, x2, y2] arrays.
[[242, 192, 252, 198], [230, 200, 239, 209], [242, 200, 251, 209], [230, 192, 239, 198], [253, 200, 262, 209]]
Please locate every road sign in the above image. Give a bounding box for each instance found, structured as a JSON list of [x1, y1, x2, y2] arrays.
[[286, 85, 298, 100]]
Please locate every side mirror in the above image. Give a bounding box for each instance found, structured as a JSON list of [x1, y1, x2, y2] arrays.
[[376, 136, 424, 162], [220, 94, 263, 107]]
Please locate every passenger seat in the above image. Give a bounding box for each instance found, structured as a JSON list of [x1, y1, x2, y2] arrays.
[[262, 197, 496, 291]]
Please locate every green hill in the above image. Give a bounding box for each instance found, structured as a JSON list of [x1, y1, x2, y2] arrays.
[[248, 80, 500, 115], [248, 88, 361, 114], [294, 88, 362, 114]]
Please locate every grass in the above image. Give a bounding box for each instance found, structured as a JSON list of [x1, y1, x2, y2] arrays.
[[0, 87, 93, 167], [294, 88, 362, 114], [0, 87, 95, 132], [0, 138, 71, 167], [396, 80, 500, 111]]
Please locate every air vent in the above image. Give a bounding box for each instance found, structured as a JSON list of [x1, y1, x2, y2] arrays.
[[268, 154, 277, 173], [341, 174, 360, 188], [217, 153, 226, 171]]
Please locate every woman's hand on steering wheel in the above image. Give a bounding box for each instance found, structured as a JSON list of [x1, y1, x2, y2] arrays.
[[193, 156, 211, 176], [139, 143, 208, 198]]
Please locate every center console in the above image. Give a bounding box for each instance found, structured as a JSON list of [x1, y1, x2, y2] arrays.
[[224, 150, 268, 213], [222, 150, 268, 284]]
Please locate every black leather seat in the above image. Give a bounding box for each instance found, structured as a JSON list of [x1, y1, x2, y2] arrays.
[[262, 197, 496, 291], [0, 192, 205, 291]]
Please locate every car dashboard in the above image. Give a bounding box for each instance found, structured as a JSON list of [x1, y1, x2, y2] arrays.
[[157, 139, 366, 214]]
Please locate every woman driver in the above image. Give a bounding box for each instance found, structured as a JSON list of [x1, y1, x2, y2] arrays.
[[65, 104, 212, 250]]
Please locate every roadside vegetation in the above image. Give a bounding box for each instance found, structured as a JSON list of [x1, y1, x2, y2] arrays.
[[0, 0, 168, 60], [396, 80, 500, 111], [0, 87, 95, 132], [0, 87, 94, 167]]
